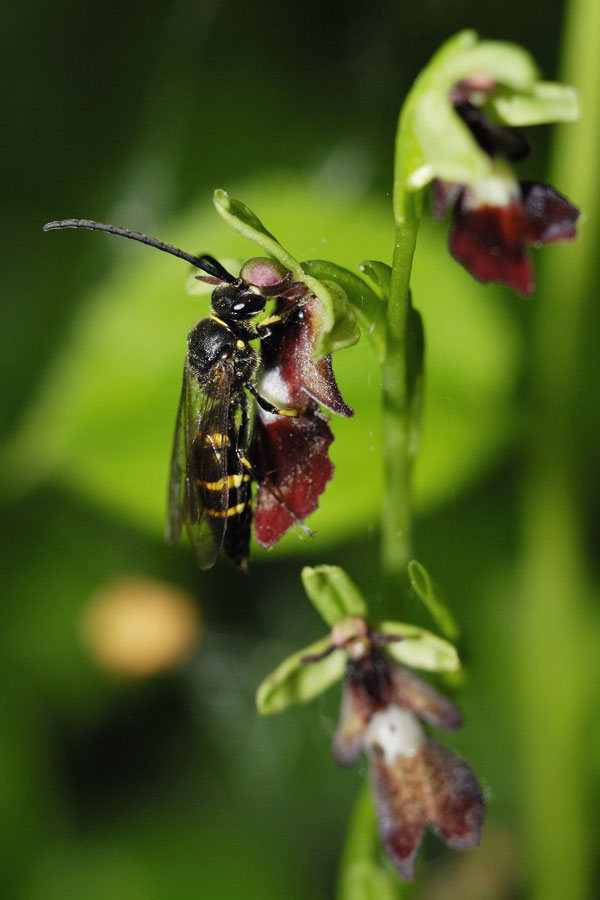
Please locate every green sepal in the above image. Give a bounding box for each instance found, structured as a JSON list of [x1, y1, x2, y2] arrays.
[[407, 559, 460, 641], [302, 259, 383, 362], [358, 260, 392, 301], [375, 620, 460, 672], [487, 82, 580, 126], [301, 565, 367, 627], [213, 189, 337, 351], [407, 84, 493, 189], [431, 30, 538, 90], [256, 635, 345, 715]]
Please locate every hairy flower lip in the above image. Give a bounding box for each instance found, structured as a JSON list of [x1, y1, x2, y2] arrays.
[[431, 95, 580, 294], [252, 292, 353, 547], [333, 638, 484, 881]]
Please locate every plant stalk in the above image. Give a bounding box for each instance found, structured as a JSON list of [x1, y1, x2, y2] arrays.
[[382, 179, 421, 610]]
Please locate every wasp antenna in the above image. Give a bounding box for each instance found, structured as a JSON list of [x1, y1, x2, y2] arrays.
[[42, 218, 238, 282]]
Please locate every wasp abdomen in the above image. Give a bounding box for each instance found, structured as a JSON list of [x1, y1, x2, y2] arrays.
[[194, 423, 253, 566]]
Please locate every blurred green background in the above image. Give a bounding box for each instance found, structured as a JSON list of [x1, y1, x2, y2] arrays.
[[2, 1, 599, 898]]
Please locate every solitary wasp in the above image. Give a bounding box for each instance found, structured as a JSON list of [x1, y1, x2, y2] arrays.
[[43, 218, 309, 569]]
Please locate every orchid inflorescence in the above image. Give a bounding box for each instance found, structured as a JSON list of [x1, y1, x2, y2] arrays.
[[241, 30, 579, 884]]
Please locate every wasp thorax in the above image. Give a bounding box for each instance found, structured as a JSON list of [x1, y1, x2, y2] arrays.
[[187, 319, 258, 385], [211, 283, 266, 320]]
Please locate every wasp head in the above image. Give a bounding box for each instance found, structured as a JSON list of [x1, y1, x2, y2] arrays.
[[211, 282, 266, 321]]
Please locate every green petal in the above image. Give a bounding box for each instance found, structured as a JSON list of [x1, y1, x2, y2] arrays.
[[407, 559, 460, 640], [301, 565, 367, 627], [255, 635, 345, 715], [375, 620, 460, 672], [318, 279, 361, 357], [302, 260, 384, 363], [488, 82, 580, 126], [358, 260, 392, 300]]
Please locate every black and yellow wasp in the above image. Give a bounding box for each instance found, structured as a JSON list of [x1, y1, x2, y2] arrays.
[[43, 218, 304, 569]]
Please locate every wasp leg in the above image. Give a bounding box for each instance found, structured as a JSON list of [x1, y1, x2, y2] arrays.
[[235, 393, 256, 480], [236, 450, 314, 539], [245, 381, 305, 418], [237, 392, 252, 454], [255, 296, 308, 338]]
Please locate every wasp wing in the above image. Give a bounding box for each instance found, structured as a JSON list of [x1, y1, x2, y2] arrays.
[[166, 359, 233, 569]]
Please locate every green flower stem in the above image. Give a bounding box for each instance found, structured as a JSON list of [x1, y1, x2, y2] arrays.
[[516, 0, 599, 897], [382, 159, 422, 607], [381, 330, 413, 597]]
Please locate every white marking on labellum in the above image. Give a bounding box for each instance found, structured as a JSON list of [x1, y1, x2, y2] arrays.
[[365, 706, 425, 764], [464, 160, 519, 210], [257, 367, 290, 422]]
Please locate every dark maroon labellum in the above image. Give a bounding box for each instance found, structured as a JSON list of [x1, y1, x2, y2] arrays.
[[448, 181, 579, 294], [432, 93, 580, 294], [252, 294, 353, 546], [253, 409, 334, 548], [331, 638, 484, 881]]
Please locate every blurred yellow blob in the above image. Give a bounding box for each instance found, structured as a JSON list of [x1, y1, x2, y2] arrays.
[[81, 576, 202, 678]]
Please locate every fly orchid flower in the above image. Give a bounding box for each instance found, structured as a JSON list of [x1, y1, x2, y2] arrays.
[[397, 31, 580, 294], [432, 97, 579, 294], [257, 566, 483, 881]]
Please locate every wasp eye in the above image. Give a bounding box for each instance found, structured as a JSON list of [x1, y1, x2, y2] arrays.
[[218, 346, 233, 361]]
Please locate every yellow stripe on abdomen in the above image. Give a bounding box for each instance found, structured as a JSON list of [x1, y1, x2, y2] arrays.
[[199, 474, 244, 491], [205, 501, 248, 519], [203, 432, 230, 449]]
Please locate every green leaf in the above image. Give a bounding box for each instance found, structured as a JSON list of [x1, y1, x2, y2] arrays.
[[302, 260, 384, 363], [408, 559, 460, 640], [488, 82, 580, 126], [213, 189, 336, 344], [375, 620, 460, 672], [302, 565, 367, 627], [256, 635, 345, 715]]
